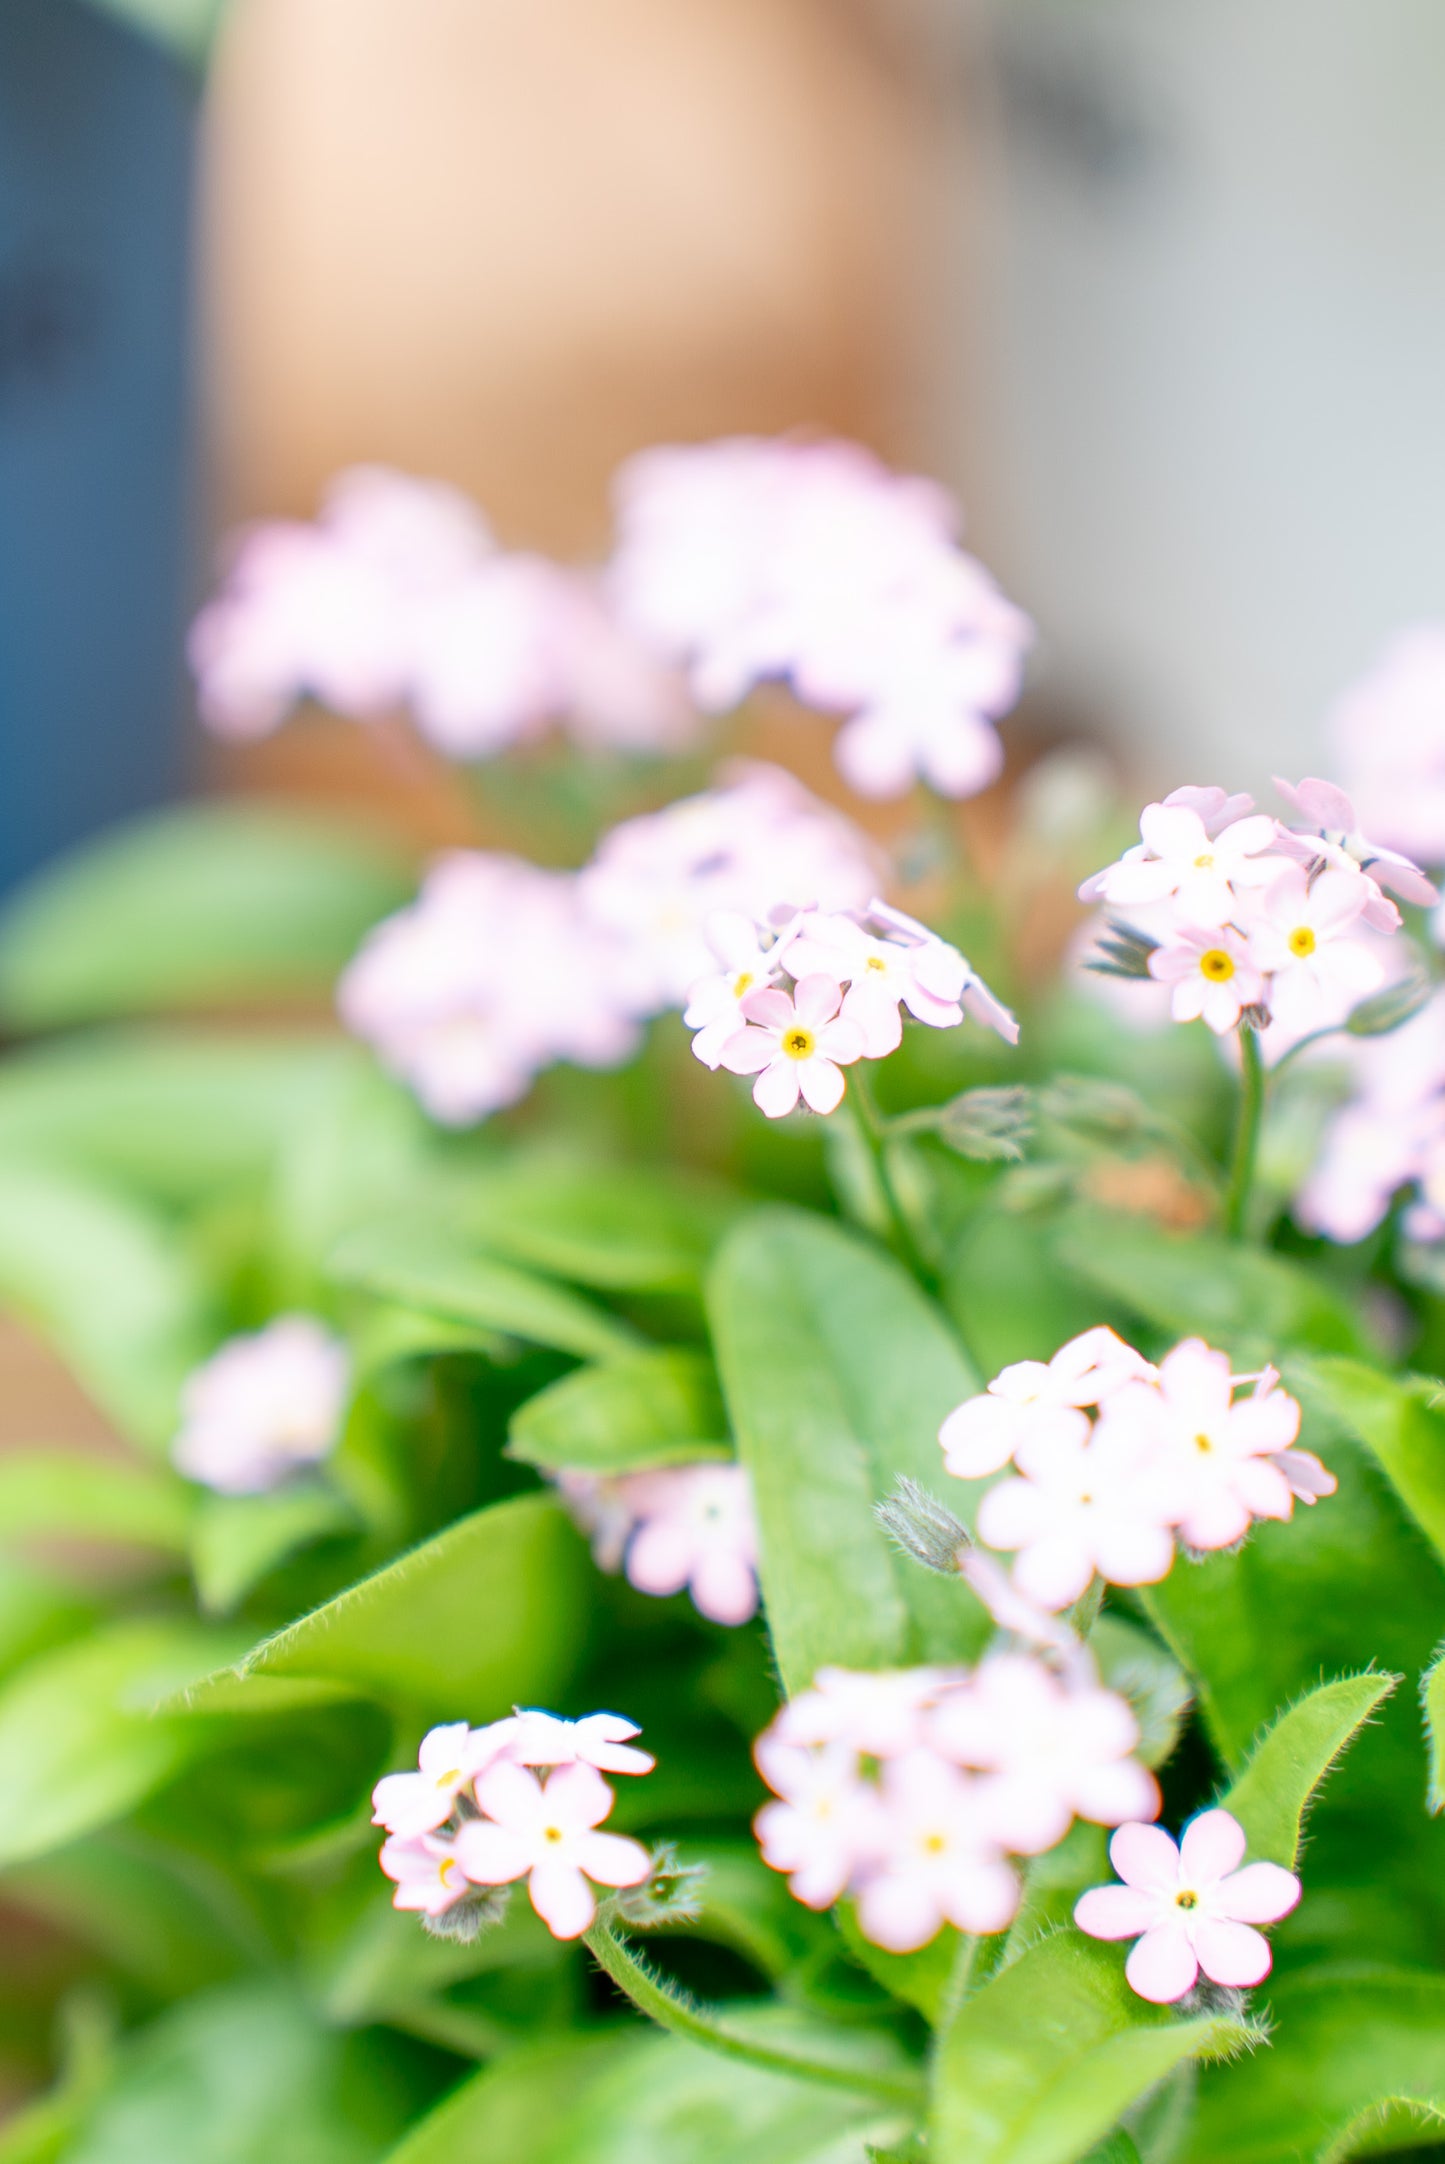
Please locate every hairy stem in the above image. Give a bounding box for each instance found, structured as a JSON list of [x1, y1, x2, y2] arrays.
[[847, 1071, 941, 1296], [1224, 1026, 1266, 1242], [583, 1919, 924, 2108]]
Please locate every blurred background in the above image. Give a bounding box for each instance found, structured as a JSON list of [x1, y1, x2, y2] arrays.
[[7, 0, 1445, 897]]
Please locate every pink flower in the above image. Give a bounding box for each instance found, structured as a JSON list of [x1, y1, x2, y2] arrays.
[[754, 1738, 886, 1909], [171, 1316, 349, 1496], [455, 1762, 650, 1940], [379, 1834, 474, 1919], [1101, 1344, 1324, 1551], [1329, 625, 1445, 866], [976, 1418, 1182, 1610], [683, 912, 788, 1069], [1273, 776, 1437, 914], [852, 1751, 1019, 1952], [1081, 801, 1281, 925], [552, 1470, 639, 1573], [939, 1328, 1155, 1480], [621, 1463, 760, 1625], [1243, 864, 1382, 1034], [720, 975, 865, 1118], [1075, 1810, 1300, 2003], [931, 1655, 1159, 1855], [774, 1666, 958, 1759], [371, 1720, 514, 1837], [1147, 924, 1265, 1035], [502, 1710, 655, 1777], [1295, 993, 1445, 1243]]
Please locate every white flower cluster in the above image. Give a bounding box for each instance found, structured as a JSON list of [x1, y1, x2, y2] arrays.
[[610, 435, 1032, 799], [754, 1654, 1158, 1954], [171, 1315, 349, 1495], [374, 1710, 654, 1941], [684, 900, 1018, 1121], [190, 466, 693, 757], [337, 762, 880, 1125], [1082, 779, 1434, 1044], [939, 1328, 1335, 1610], [555, 1462, 759, 1627]]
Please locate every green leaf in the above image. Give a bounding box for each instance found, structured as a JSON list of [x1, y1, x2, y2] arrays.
[[461, 1155, 745, 1291], [0, 1032, 362, 1208], [78, 0, 230, 68], [64, 1981, 430, 2164], [382, 2021, 912, 2164], [1089, 1616, 1192, 1770], [1295, 1357, 1445, 1567], [0, 1452, 192, 1552], [833, 1905, 965, 2026], [1421, 1647, 1445, 1814], [1220, 1673, 1397, 1868], [931, 1931, 1257, 2164], [945, 1209, 1116, 1375], [0, 804, 414, 1030], [1179, 1965, 1445, 2163], [708, 1209, 984, 1692], [176, 1493, 590, 1720], [0, 1164, 212, 1448], [0, 1621, 241, 1870], [190, 1482, 360, 1616], [0, 1561, 93, 1686], [1051, 1208, 1370, 1360], [329, 1216, 639, 1363], [508, 1350, 730, 1474]]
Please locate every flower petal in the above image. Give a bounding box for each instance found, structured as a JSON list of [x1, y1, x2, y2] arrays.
[[1109, 1821, 1182, 1892], [528, 1860, 597, 1939], [1213, 1861, 1301, 1925], [574, 1830, 652, 1888], [474, 1758, 546, 1832], [718, 1026, 776, 1075], [799, 1058, 846, 1115], [1179, 1808, 1247, 1887], [1192, 1916, 1273, 1988], [739, 987, 793, 1030], [452, 1820, 533, 1885], [792, 973, 845, 1029], [754, 1059, 802, 1119], [1125, 1921, 1198, 2003], [1074, 1884, 1162, 1940], [542, 1761, 615, 1832]]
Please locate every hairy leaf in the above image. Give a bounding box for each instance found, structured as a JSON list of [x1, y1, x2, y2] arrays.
[[508, 1350, 729, 1474], [931, 1931, 1256, 2164], [174, 1493, 589, 1720], [190, 1483, 360, 1616], [460, 1155, 745, 1292], [1221, 1673, 1397, 1868], [709, 1209, 983, 1690], [1295, 1357, 1445, 1566]]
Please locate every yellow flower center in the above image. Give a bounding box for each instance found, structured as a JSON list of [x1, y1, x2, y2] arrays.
[[922, 1832, 948, 1855], [439, 1857, 463, 1890], [731, 970, 754, 997], [1193, 852, 1215, 870], [543, 1824, 565, 1845], [1193, 1432, 1214, 1454], [865, 955, 888, 973], [782, 1027, 816, 1060], [435, 1768, 461, 1789], [1288, 925, 1317, 958], [1199, 949, 1235, 983], [1175, 1889, 1199, 1910]]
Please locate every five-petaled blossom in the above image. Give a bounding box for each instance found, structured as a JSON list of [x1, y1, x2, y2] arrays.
[[753, 1654, 1159, 1952], [552, 1461, 760, 1626], [939, 1328, 1334, 1609], [454, 1761, 652, 1939], [1075, 1810, 1300, 2002], [720, 975, 866, 1118], [171, 1315, 349, 1496]]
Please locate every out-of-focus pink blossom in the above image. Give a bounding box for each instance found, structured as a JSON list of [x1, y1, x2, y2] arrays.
[[1297, 993, 1445, 1243], [853, 1751, 1019, 1951], [171, 1316, 349, 1496], [1081, 802, 1280, 925], [1147, 924, 1264, 1035], [610, 435, 1031, 800], [372, 1720, 515, 1838], [337, 852, 641, 1127], [1330, 626, 1445, 866], [619, 1462, 760, 1625], [1075, 1810, 1300, 2003], [753, 1738, 886, 1910], [720, 975, 865, 1118], [1272, 776, 1437, 916], [931, 1653, 1159, 1855], [975, 1419, 1183, 1609], [774, 1666, 960, 1759], [454, 1761, 650, 1940], [938, 1328, 1156, 1481]]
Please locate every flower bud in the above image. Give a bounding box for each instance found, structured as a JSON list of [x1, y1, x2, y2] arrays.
[[875, 1477, 969, 1576]]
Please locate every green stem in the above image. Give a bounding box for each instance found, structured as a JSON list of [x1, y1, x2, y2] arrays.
[[1224, 1026, 1267, 1242], [847, 1071, 941, 1296], [583, 1920, 924, 2108]]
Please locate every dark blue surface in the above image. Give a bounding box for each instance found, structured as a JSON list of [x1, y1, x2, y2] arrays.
[[0, 0, 195, 892]]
